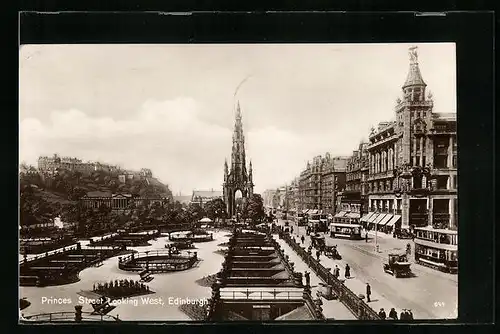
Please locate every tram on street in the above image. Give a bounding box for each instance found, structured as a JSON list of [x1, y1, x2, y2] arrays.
[[329, 223, 362, 240], [413, 226, 458, 274], [295, 213, 307, 226], [308, 214, 328, 232]]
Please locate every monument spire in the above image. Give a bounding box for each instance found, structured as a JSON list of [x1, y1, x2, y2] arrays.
[[224, 101, 254, 217]]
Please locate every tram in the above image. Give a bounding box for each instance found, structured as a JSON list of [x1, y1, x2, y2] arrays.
[[308, 213, 328, 233], [414, 226, 458, 274], [295, 213, 307, 226], [329, 223, 362, 240]]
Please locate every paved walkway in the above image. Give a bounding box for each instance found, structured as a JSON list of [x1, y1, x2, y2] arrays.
[[290, 233, 395, 317], [273, 235, 356, 320]]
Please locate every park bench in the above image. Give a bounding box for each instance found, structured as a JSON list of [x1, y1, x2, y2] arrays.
[[91, 298, 116, 315], [139, 269, 154, 282], [50, 260, 84, 264], [30, 266, 66, 270]]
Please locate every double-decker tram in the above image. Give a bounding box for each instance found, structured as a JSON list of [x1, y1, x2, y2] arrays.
[[295, 213, 307, 226], [308, 214, 328, 232], [414, 226, 458, 274], [329, 223, 362, 240]]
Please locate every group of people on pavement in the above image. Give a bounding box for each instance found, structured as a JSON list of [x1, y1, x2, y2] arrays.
[[366, 283, 413, 320], [378, 307, 414, 320]]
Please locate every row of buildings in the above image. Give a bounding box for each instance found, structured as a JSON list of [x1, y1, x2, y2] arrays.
[[36, 154, 153, 182], [264, 47, 457, 232]]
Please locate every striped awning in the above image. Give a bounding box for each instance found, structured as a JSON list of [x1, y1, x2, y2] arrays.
[[378, 214, 393, 226], [334, 211, 347, 218], [386, 215, 401, 227], [360, 212, 375, 222], [373, 213, 387, 225], [367, 213, 379, 223]]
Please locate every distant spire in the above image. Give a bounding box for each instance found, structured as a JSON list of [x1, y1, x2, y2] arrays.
[[403, 46, 426, 89], [236, 101, 242, 119]]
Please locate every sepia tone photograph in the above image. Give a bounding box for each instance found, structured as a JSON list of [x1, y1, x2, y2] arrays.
[[19, 43, 458, 322]]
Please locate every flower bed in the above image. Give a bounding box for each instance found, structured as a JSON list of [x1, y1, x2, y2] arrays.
[[93, 279, 154, 298], [195, 274, 218, 287], [179, 303, 208, 321]]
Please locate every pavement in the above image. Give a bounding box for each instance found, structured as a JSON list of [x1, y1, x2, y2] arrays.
[[273, 235, 356, 320], [278, 219, 458, 320]]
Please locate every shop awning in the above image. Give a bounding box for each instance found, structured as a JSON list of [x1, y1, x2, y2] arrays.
[[386, 215, 401, 227], [360, 212, 375, 222], [373, 213, 387, 225], [346, 212, 360, 219], [367, 213, 379, 223], [378, 214, 393, 226], [308, 209, 319, 215], [334, 211, 347, 218]]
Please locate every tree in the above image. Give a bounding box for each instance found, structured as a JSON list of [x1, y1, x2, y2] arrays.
[[204, 198, 227, 220], [188, 203, 205, 222], [245, 194, 265, 223]]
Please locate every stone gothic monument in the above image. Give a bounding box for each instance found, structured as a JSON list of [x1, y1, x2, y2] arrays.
[[223, 101, 254, 217]]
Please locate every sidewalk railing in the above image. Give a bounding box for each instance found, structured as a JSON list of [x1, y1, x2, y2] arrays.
[[277, 231, 380, 320]]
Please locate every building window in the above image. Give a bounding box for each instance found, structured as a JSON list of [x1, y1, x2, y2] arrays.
[[436, 176, 449, 190], [452, 155, 457, 168], [413, 175, 423, 189], [434, 156, 447, 169], [452, 175, 457, 189]]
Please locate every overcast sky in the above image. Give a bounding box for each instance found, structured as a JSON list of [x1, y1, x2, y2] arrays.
[[19, 43, 456, 195]]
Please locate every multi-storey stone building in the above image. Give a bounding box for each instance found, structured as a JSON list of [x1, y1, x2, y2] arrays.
[[297, 154, 347, 214], [361, 47, 457, 234], [335, 142, 369, 224], [190, 189, 223, 208], [38, 154, 120, 175]]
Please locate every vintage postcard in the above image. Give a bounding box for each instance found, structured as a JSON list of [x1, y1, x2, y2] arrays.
[[19, 43, 457, 322]]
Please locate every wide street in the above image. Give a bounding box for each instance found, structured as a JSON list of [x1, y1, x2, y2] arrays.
[[278, 219, 458, 319]]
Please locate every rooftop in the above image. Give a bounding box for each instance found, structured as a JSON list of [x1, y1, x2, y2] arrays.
[[192, 190, 223, 198]]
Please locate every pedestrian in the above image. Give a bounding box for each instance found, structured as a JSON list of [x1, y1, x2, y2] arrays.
[[334, 265, 340, 278], [344, 264, 351, 279], [389, 308, 398, 320], [366, 283, 371, 302], [399, 309, 407, 320], [291, 226, 294, 235], [365, 232, 368, 242], [301, 235, 305, 244], [316, 250, 320, 261], [408, 309, 414, 320], [378, 308, 386, 319]]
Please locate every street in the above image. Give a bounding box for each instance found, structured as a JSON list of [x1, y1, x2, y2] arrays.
[[278, 219, 458, 319]]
